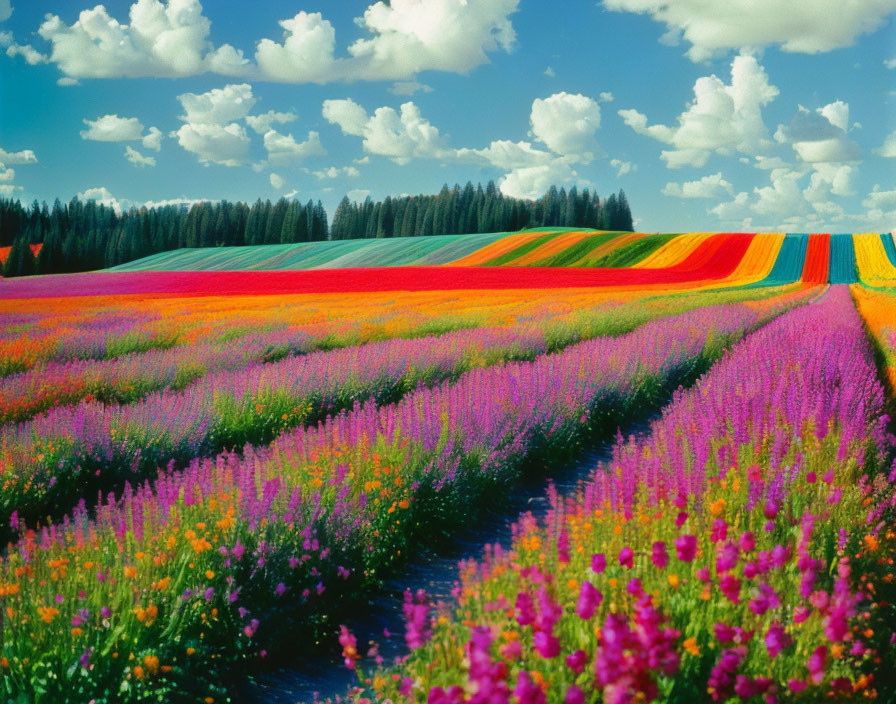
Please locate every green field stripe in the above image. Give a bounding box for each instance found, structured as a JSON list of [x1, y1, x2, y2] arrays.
[[479, 232, 562, 267], [585, 233, 678, 268], [531, 232, 621, 267]]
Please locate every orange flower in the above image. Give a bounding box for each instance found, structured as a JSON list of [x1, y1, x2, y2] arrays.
[[668, 574, 680, 588], [865, 535, 880, 552], [37, 606, 59, 623], [123, 565, 137, 579], [683, 637, 700, 656]]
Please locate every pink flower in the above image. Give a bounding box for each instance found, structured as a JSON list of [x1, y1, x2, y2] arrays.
[[739, 532, 756, 553], [576, 580, 603, 620], [619, 546, 634, 569], [533, 630, 560, 659], [710, 519, 728, 543], [807, 645, 827, 684], [564, 685, 584, 704], [514, 671, 546, 704], [565, 649, 588, 674], [675, 511, 689, 528], [515, 591, 536, 626], [591, 553, 607, 574], [651, 541, 668, 568], [764, 622, 791, 659], [719, 574, 741, 604], [674, 534, 697, 562]]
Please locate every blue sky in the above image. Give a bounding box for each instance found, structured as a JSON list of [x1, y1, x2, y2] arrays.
[[0, 0, 894, 232]]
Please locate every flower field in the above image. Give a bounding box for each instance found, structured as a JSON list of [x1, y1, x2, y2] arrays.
[[0, 232, 895, 703]]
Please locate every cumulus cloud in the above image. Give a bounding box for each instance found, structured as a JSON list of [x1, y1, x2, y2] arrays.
[[619, 54, 779, 168], [0, 0, 11, 22], [263, 130, 326, 166], [324, 92, 607, 199], [142, 126, 163, 151], [173, 122, 250, 166], [37, 0, 230, 78], [603, 0, 896, 61], [529, 92, 603, 162], [774, 102, 861, 163], [245, 109, 297, 135], [0, 147, 38, 165], [662, 172, 734, 198], [312, 166, 361, 179], [499, 162, 590, 200], [874, 130, 896, 157], [77, 186, 122, 214], [172, 84, 255, 166], [610, 158, 634, 175], [863, 185, 896, 219], [347, 188, 371, 202], [0, 166, 14, 183], [6, 43, 48, 64], [269, 172, 285, 189], [323, 99, 450, 164], [124, 145, 156, 167], [388, 80, 433, 96], [178, 83, 255, 124], [255, 12, 337, 82], [81, 114, 146, 142]]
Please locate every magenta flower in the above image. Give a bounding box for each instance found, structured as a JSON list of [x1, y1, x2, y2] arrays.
[[403, 588, 433, 650], [651, 541, 668, 568], [533, 630, 561, 659], [764, 622, 791, 659], [675, 511, 689, 528], [807, 645, 827, 684], [618, 546, 634, 569], [674, 534, 697, 562], [710, 519, 727, 543], [565, 649, 588, 674], [576, 580, 603, 620], [515, 590, 536, 626], [739, 531, 756, 553], [514, 671, 546, 704], [718, 574, 741, 604], [591, 553, 607, 574], [564, 685, 584, 704], [715, 541, 739, 573]]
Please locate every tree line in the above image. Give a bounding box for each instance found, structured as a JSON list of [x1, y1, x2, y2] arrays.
[[1, 182, 635, 277], [0, 197, 329, 277], [330, 182, 633, 240]]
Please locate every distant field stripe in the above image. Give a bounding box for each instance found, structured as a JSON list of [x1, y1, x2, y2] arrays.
[[801, 234, 830, 284], [506, 230, 594, 266], [829, 233, 858, 284], [571, 232, 647, 266], [633, 233, 714, 268], [881, 233, 896, 267], [719, 232, 784, 285], [587, 233, 678, 268], [748, 234, 808, 287], [414, 233, 510, 265], [854, 232, 896, 283], [533, 232, 622, 267], [480, 231, 565, 266], [444, 232, 549, 266]]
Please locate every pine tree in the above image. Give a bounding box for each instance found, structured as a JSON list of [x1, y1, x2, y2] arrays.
[[3, 236, 36, 277]]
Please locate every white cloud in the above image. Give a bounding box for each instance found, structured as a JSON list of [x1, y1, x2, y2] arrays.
[[57, 77, 79, 86], [0, 30, 11, 47], [245, 110, 297, 135], [456, 140, 553, 170], [178, 83, 255, 124], [142, 126, 163, 151], [172, 122, 250, 166], [255, 11, 337, 82], [172, 84, 256, 167], [37, 0, 226, 78], [530, 92, 603, 163], [6, 43, 48, 64], [323, 99, 450, 164], [269, 172, 285, 189], [774, 103, 862, 164], [338, 0, 518, 81], [619, 54, 779, 168], [142, 197, 210, 209], [0, 166, 14, 182], [388, 80, 433, 96], [0, 147, 37, 165], [0, 185, 20, 197], [886, 57, 896, 69], [610, 158, 635, 176], [77, 186, 122, 214], [499, 162, 590, 200], [0, 0, 10, 22], [124, 145, 156, 167], [263, 129, 326, 166], [81, 114, 145, 142], [543, 66, 555, 77], [312, 165, 361, 179], [599, 91, 614, 103], [662, 172, 733, 198], [603, 0, 896, 61], [863, 185, 896, 214], [283, 189, 300, 199], [874, 130, 896, 157], [347, 188, 371, 202]]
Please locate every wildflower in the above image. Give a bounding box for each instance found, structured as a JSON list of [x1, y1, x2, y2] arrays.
[[402, 589, 432, 650], [575, 580, 602, 620], [564, 685, 584, 704], [37, 606, 59, 623], [739, 532, 756, 553], [807, 645, 827, 684], [515, 591, 536, 626], [674, 534, 697, 562], [565, 649, 588, 674], [514, 671, 546, 704], [718, 574, 741, 603], [651, 541, 668, 568], [764, 622, 792, 659], [683, 637, 700, 656], [591, 553, 607, 574], [618, 546, 634, 568]]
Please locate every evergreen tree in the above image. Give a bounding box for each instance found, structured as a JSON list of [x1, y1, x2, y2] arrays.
[[3, 237, 36, 277]]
